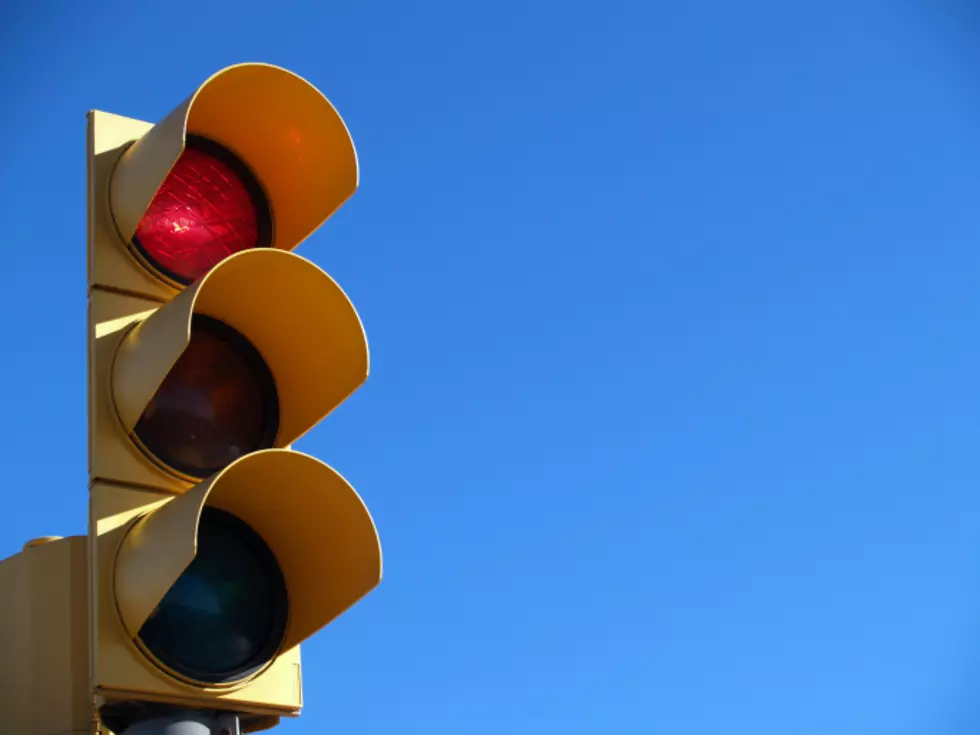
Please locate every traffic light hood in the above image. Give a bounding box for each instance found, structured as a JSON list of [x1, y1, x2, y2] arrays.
[[109, 62, 358, 262], [114, 449, 383, 657], [110, 248, 369, 480]]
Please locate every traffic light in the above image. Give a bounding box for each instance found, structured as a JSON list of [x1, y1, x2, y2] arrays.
[[86, 63, 382, 733]]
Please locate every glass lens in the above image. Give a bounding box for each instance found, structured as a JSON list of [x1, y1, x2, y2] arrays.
[[134, 316, 279, 478], [132, 136, 271, 285], [138, 507, 288, 682]]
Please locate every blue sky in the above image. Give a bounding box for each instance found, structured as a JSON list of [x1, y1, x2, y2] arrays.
[[5, 1, 980, 733]]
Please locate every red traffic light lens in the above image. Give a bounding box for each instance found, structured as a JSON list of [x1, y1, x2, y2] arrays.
[[134, 315, 280, 479], [131, 136, 272, 286]]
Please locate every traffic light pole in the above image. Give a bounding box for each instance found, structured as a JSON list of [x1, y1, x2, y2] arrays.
[[121, 711, 240, 735]]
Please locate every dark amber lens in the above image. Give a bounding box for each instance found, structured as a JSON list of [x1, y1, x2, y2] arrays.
[[133, 315, 279, 478], [138, 507, 288, 683]]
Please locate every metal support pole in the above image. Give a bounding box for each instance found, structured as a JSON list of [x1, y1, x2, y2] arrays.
[[121, 710, 241, 735]]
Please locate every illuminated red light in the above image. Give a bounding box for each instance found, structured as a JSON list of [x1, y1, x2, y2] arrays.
[[132, 136, 272, 285]]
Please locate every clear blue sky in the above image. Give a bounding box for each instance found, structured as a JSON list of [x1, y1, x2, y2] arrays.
[[4, 1, 980, 733]]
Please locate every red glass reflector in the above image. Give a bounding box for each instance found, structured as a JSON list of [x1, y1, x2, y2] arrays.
[[132, 137, 270, 285]]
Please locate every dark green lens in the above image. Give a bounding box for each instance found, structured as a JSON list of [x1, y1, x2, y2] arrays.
[[137, 507, 288, 683]]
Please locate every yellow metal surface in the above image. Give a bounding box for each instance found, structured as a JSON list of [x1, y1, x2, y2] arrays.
[[90, 455, 379, 716], [194, 449, 381, 651], [91, 483, 307, 717], [110, 285, 195, 435], [88, 110, 173, 302], [111, 248, 369, 476], [109, 101, 189, 246], [186, 63, 359, 253], [113, 449, 382, 652], [89, 289, 190, 493], [192, 249, 368, 449], [92, 63, 358, 297], [113, 477, 206, 636], [0, 537, 90, 735], [89, 483, 169, 715], [23, 535, 64, 549]]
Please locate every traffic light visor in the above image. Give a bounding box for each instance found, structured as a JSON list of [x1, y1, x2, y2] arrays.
[[108, 63, 358, 287], [110, 249, 369, 481], [114, 450, 382, 673]]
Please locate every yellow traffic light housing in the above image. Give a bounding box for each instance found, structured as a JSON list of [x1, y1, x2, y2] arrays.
[[84, 63, 382, 733], [92, 62, 358, 298], [92, 248, 368, 490], [0, 537, 89, 735], [90, 452, 381, 723]]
